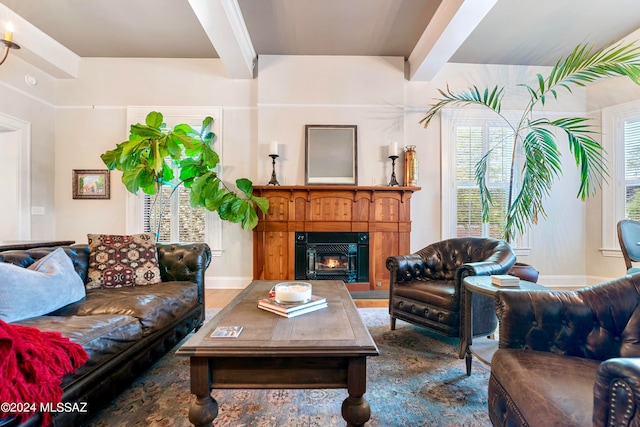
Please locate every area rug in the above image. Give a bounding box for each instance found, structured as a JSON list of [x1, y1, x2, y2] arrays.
[[86, 308, 491, 427]]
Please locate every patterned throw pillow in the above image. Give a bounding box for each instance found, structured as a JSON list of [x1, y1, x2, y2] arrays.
[[86, 233, 162, 289]]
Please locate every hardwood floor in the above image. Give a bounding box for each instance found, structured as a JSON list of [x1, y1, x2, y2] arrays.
[[205, 289, 388, 309]]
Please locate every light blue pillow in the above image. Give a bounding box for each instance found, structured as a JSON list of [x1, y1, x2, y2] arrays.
[[0, 248, 86, 323]]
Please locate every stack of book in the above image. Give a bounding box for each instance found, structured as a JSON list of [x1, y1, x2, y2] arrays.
[[491, 274, 520, 287], [257, 295, 328, 318]]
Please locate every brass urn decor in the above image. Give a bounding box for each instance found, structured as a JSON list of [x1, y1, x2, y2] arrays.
[[404, 145, 418, 186]]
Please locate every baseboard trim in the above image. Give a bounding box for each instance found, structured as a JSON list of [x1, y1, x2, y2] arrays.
[[205, 275, 619, 291], [205, 276, 253, 289], [538, 275, 615, 289]]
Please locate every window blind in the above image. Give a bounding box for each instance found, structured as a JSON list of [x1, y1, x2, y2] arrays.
[[455, 124, 513, 238], [624, 118, 640, 220]]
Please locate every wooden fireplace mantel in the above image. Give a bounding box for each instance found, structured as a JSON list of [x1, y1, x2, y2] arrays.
[[252, 185, 420, 291]]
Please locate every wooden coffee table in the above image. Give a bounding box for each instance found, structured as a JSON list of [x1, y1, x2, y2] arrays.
[[176, 280, 379, 427]]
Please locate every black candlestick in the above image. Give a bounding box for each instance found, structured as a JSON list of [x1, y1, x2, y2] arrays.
[[268, 154, 280, 186], [388, 155, 399, 186]]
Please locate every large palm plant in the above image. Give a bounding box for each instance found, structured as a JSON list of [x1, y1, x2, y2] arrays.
[[421, 42, 640, 242]]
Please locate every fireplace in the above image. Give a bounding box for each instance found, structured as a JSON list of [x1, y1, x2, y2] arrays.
[[294, 232, 369, 283]]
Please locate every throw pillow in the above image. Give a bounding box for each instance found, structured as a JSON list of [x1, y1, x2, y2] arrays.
[[0, 248, 86, 323], [86, 233, 162, 289]]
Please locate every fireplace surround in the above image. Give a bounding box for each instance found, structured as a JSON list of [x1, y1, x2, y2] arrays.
[[294, 232, 369, 283], [252, 185, 419, 291]]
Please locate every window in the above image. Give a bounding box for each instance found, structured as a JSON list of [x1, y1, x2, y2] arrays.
[[125, 107, 223, 255], [143, 178, 207, 242], [441, 110, 529, 254], [623, 118, 640, 220], [602, 101, 640, 254]]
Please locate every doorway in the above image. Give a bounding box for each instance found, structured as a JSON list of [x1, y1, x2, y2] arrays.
[[0, 112, 31, 240]]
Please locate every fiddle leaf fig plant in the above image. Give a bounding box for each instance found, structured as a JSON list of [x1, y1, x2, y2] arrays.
[[101, 111, 268, 232], [421, 42, 640, 242]]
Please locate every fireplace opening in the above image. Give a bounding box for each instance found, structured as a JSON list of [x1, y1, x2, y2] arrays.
[[295, 232, 368, 283]]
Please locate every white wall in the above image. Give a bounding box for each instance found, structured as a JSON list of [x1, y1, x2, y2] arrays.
[[0, 53, 603, 287], [53, 58, 257, 284], [0, 56, 56, 239], [583, 75, 640, 280]]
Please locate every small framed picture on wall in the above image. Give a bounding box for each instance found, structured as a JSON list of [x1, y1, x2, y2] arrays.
[[72, 169, 110, 199]]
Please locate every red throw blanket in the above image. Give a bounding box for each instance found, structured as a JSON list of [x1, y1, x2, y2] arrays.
[[0, 319, 89, 426]]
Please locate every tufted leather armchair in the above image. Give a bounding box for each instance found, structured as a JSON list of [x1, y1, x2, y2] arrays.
[[489, 274, 640, 427], [386, 237, 516, 339]]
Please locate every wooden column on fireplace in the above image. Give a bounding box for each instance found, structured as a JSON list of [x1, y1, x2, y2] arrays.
[[252, 185, 420, 292]]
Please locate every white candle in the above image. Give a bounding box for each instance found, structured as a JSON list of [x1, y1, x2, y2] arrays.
[[4, 23, 13, 42], [388, 142, 398, 157], [269, 140, 279, 155]]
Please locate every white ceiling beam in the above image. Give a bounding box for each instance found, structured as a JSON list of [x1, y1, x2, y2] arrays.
[[0, 3, 79, 78], [189, 0, 256, 79], [407, 0, 497, 82]]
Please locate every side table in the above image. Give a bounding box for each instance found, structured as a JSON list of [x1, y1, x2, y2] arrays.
[[459, 275, 548, 376]]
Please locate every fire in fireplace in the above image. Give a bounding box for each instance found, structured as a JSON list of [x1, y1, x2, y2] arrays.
[[294, 232, 369, 283]]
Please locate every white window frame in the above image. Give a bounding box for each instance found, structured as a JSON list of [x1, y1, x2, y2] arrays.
[[601, 100, 640, 256], [125, 106, 224, 256], [441, 109, 530, 255]]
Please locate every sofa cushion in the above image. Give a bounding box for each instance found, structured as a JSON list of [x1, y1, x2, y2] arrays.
[[15, 314, 143, 386], [490, 349, 599, 426], [0, 248, 86, 323], [392, 280, 457, 310], [86, 233, 161, 289], [52, 281, 199, 335]]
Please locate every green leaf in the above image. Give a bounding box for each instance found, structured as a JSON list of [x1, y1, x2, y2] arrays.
[[122, 165, 156, 195], [242, 206, 259, 230], [236, 178, 254, 198], [100, 149, 119, 170], [252, 195, 269, 214], [201, 144, 220, 168], [145, 111, 164, 128], [173, 123, 197, 135], [130, 123, 163, 139]]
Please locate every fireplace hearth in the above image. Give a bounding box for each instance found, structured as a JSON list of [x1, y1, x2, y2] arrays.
[[295, 232, 369, 283]]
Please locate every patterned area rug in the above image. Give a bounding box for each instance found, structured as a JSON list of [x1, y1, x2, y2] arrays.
[[86, 308, 491, 427]]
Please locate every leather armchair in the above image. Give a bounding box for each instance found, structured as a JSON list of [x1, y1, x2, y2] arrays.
[[489, 274, 640, 427], [386, 237, 516, 339]]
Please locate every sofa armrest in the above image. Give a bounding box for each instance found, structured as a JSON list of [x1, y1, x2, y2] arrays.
[[386, 254, 428, 284], [594, 358, 640, 427], [157, 243, 211, 305], [456, 260, 514, 282]]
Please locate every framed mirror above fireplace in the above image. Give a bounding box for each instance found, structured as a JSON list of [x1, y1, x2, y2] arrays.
[[305, 125, 357, 185]]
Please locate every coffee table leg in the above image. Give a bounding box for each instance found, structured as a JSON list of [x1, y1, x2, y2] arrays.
[[188, 357, 218, 427], [341, 357, 370, 427]]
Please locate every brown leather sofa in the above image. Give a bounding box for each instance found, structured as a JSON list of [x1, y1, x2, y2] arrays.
[[0, 242, 211, 427], [489, 274, 640, 427], [386, 237, 516, 338]]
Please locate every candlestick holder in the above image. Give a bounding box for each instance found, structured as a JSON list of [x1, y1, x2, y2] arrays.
[[388, 155, 400, 186], [268, 154, 280, 186]]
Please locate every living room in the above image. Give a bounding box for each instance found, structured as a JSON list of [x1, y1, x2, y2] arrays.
[[1, 0, 638, 291], [2, 0, 640, 426]]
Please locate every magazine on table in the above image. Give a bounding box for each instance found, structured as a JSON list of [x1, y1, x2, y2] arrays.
[[210, 325, 244, 338]]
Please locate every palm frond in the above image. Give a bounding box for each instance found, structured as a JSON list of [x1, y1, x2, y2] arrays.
[[545, 117, 609, 198], [419, 85, 504, 128], [474, 150, 493, 223], [543, 42, 640, 97], [504, 128, 562, 241]]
